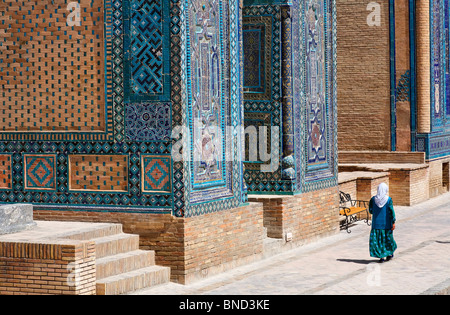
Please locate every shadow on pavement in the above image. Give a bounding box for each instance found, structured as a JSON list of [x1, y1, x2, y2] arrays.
[[336, 258, 378, 265]]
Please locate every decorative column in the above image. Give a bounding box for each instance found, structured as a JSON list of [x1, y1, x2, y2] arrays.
[[281, 5, 295, 180], [394, 0, 412, 151], [416, 0, 431, 133]]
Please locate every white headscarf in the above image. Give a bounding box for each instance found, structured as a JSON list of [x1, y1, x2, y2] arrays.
[[374, 183, 389, 208]]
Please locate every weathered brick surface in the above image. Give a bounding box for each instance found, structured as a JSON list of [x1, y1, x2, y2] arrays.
[[0, 0, 106, 133], [338, 175, 358, 200], [416, 0, 431, 133], [249, 186, 340, 244], [338, 163, 430, 206], [183, 204, 265, 284], [356, 174, 390, 202], [338, 151, 450, 203], [339, 151, 426, 164], [428, 157, 450, 198], [388, 167, 429, 206], [34, 190, 339, 285], [0, 241, 96, 295], [336, 0, 391, 150]]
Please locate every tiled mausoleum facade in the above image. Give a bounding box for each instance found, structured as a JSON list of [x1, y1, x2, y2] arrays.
[[242, 0, 339, 252], [337, 0, 450, 204], [242, 0, 338, 194], [3, 0, 450, 289], [0, 0, 339, 283], [0, 0, 248, 216]]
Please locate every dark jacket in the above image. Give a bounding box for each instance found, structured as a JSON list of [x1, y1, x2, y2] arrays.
[[369, 197, 396, 230]]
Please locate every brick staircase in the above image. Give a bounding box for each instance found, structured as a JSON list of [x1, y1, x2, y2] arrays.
[[64, 223, 170, 295]]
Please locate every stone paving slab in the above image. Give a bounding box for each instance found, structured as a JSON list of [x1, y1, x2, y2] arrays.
[[131, 191, 450, 295], [0, 204, 35, 235]]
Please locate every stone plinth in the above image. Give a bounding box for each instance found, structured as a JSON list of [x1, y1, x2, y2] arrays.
[[0, 204, 35, 235]]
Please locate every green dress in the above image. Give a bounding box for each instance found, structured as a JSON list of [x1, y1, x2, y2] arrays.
[[368, 197, 397, 259]]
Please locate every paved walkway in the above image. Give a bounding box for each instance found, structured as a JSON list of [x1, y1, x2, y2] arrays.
[[132, 191, 450, 295]]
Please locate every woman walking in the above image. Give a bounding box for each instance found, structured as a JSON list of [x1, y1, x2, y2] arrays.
[[369, 183, 397, 263]]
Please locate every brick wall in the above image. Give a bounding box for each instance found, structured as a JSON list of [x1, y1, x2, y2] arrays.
[[35, 191, 336, 285], [429, 160, 442, 197], [183, 203, 265, 284], [409, 167, 430, 205], [252, 197, 284, 238], [336, 0, 391, 151], [0, 240, 96, 295], [249, 186, 340, 244], [289, 187, 340, 243], [338, 178, 357, 201], [428, 157, 450, 198], [339, 151, 426, 164], [338, 163, 430, 206], [416, 0, 431, 133], [356, 174, 390, 202], [389, 166, 429, 206]]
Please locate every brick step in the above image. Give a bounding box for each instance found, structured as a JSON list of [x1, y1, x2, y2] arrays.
[[94, 233, 140, 259], [96, 250, 155, 280], [96, 265, 170, 295], [64, 223, 171, 295], [62, 223, 124, 241]]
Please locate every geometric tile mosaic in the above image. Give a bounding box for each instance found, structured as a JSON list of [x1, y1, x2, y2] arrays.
[[242, 6, 283, 193], [296, 0, 338, 193], [24, 155, 56, 190], [243, 111, 272, 169], [0, 155, 11, 189], [242, 0, 338, 194], [124, 0, 170, 102], [130, 0, 163, 95], [69, 155, 128, 192], [188, 0, 227, 191], [243, 28, 263, 89], [141, 155, 171, 193], [243, 15, 272, 100], [425, 0, 450, 160], [305, 0, 327, 166], [181, 0, 246, 217], [125, 103, 171, 141]]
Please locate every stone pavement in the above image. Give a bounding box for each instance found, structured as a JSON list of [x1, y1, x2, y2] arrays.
[[131, 191, 450, 295]]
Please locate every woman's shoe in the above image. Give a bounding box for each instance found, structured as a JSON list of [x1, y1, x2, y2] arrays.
[[386, 254, 394, 261], [378, 258, 385, 263]]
